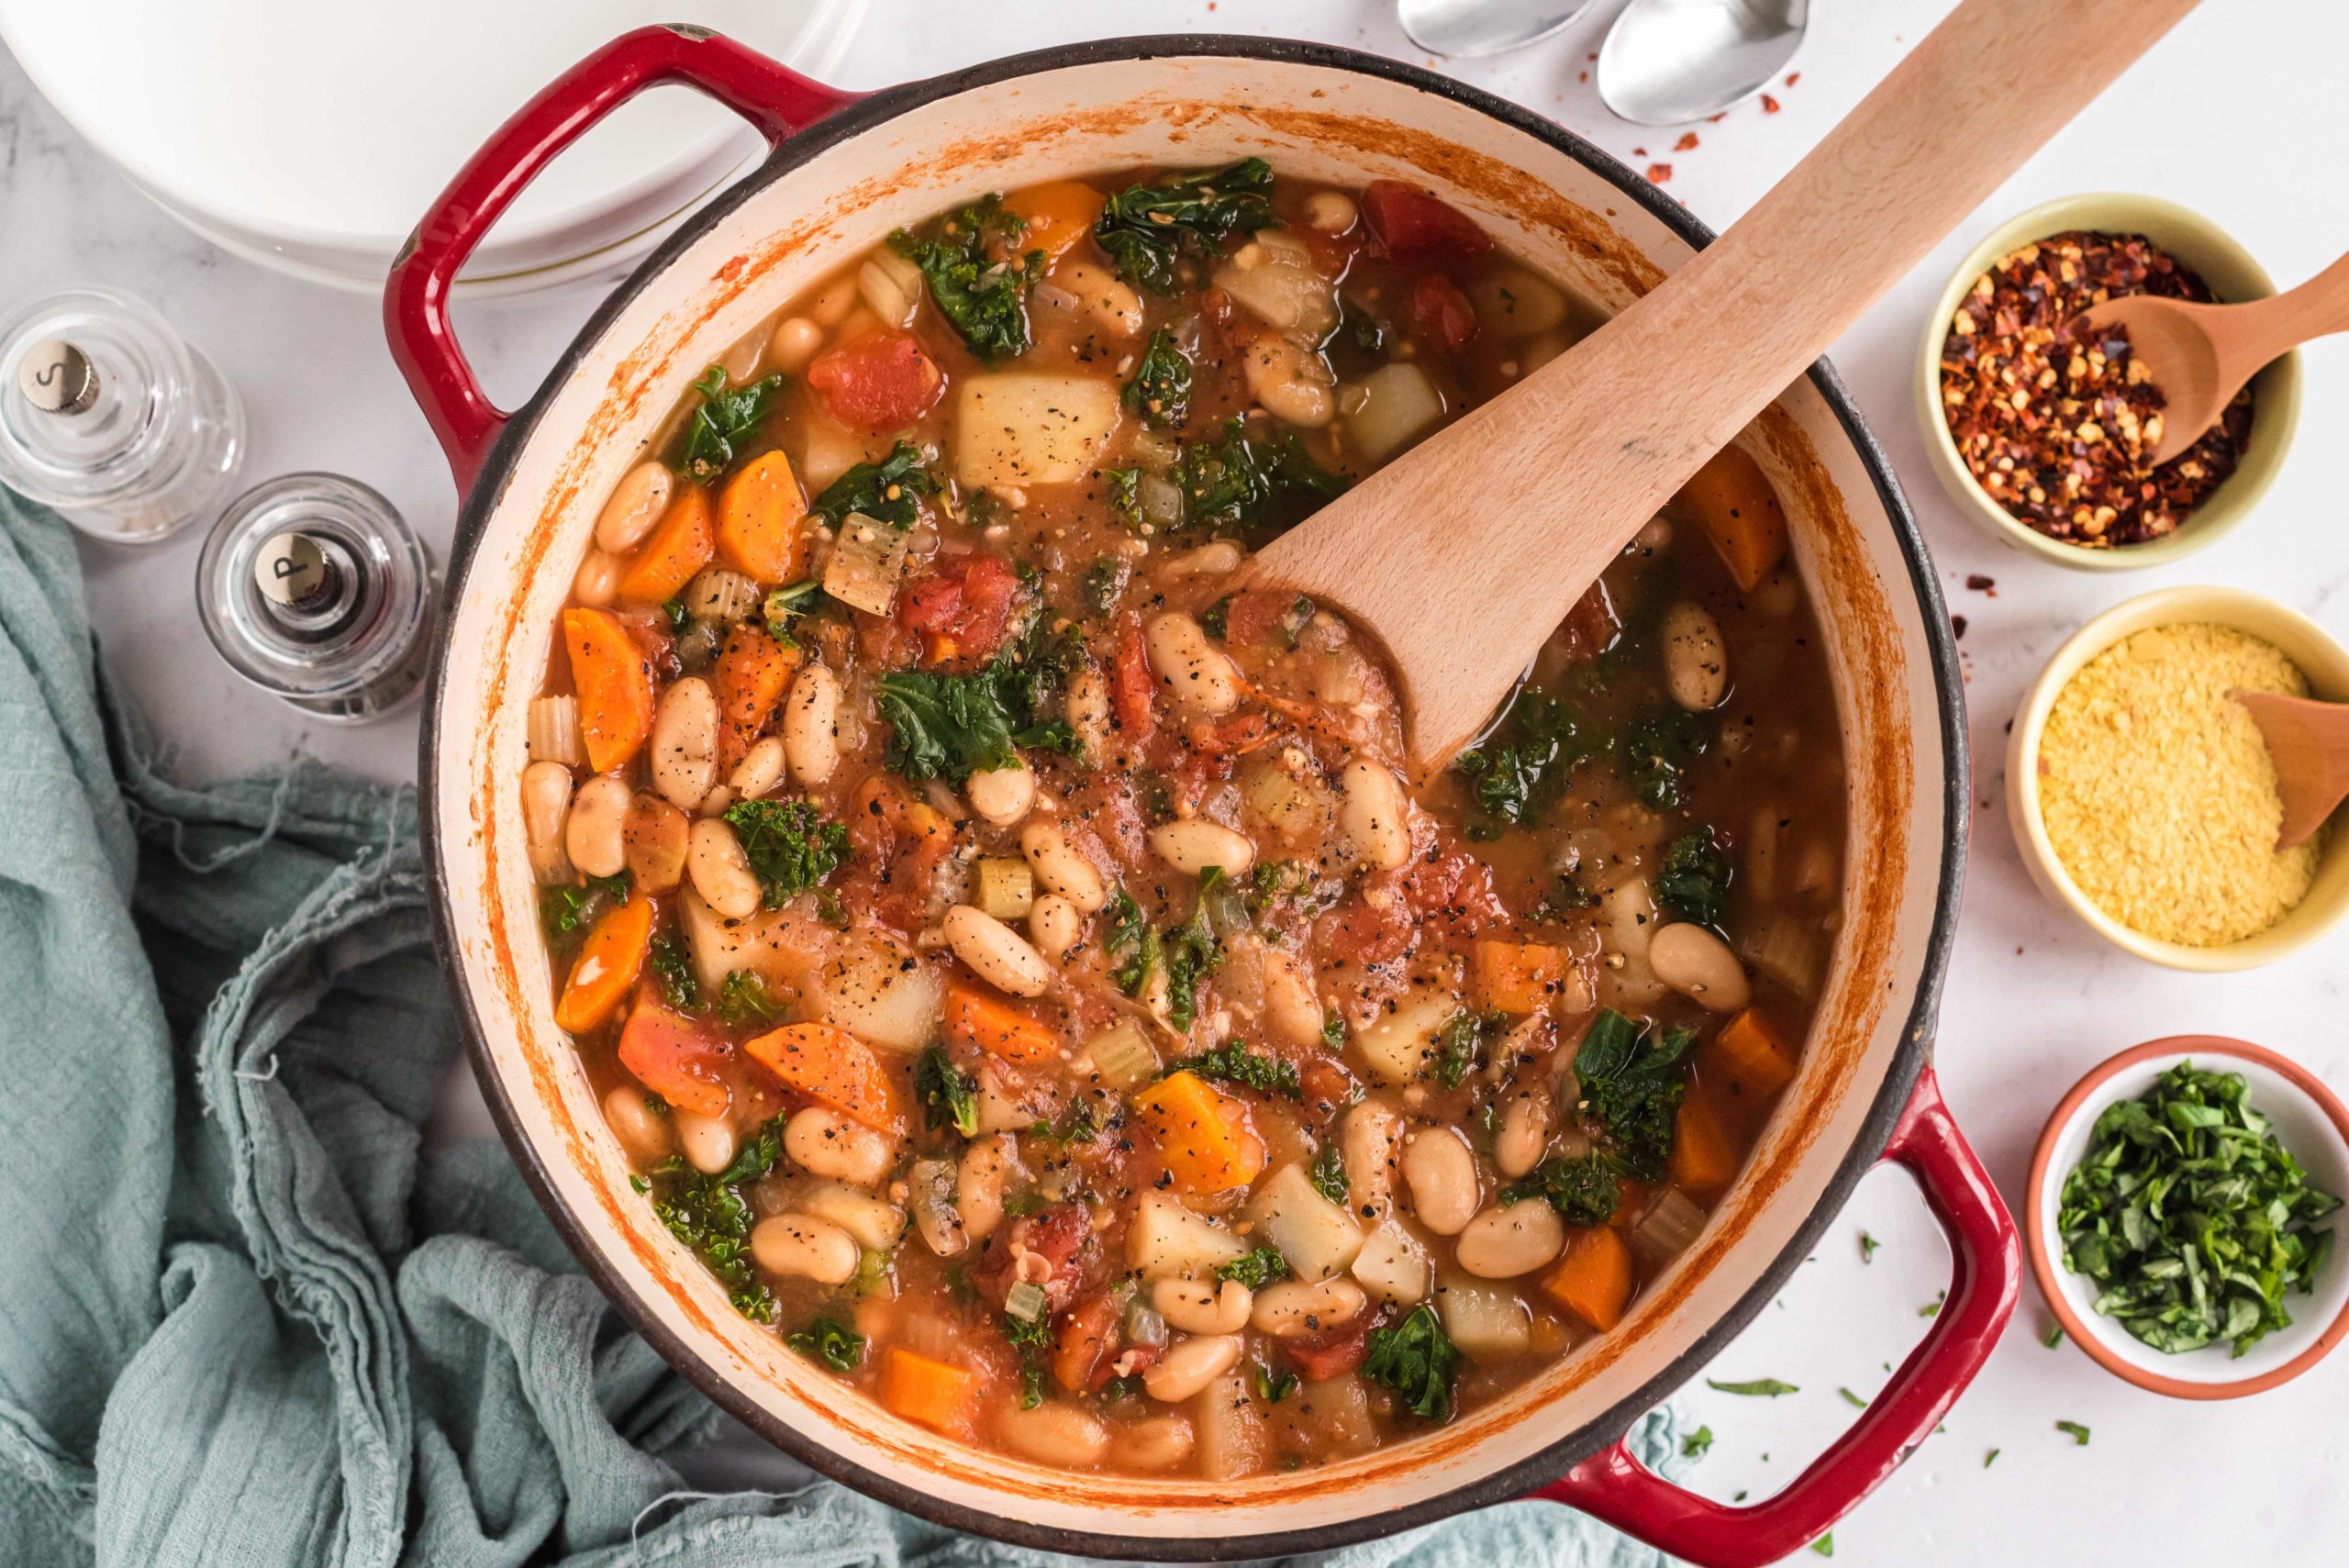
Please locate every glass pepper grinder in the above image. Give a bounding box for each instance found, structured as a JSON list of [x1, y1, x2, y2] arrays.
[[0, 287, 245, 543], [195, 473, 437, 722]]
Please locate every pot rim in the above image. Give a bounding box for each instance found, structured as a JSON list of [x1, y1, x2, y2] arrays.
[[415, 33, 1970, 1559]]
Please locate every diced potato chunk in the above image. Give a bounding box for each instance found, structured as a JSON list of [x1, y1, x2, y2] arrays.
[[822, 512, 911, 616], [1215, 229, 1339, 341], [1344, 363, 1445, 464], [1437, 1275, 1532, 1361], [1352, 1219, 1432, 1305], [1466, 265, 1568, 339], [1127, 1191, 1249, 1277], [1244, 1162, 1364, 1282], [678, 884, 830, 995], [954, 373, 1122, 487], [1353, 980, 1460, 1084], [813, 931, 942, 1052], [973, 856, 1035, 919], [1193, 1369, 1270, 1480]]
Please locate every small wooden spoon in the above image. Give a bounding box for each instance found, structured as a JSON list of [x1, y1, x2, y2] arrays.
[[2237, 692, 2349, 850], [2075, 250, 2349, 466], [1242, 0, 2202, 773]]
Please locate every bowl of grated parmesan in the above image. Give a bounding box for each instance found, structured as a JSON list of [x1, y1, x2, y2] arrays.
[[2007, 585, 2349, 970]]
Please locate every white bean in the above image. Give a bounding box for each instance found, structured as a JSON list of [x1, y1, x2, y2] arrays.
[[858, 246, 923, 327], [650, 676, 720, 811], [687, 817, 762, 919], [1142, 1333, 1244, 1403], [783, 663, 841, 786], [785, 1106, 894, 1187], [965, 758, 1037, 828], [1152, 1275, 1253, 1336], [603, 1084, 673, 1163], [1110, 1415, 1196, 1470], [1304, 191, 1358, 232], [1059, 260, 1144, 339], [1455, 1202, 1567, 1278], [1065, 664, 1112, 762], [768, 316, 825, 373], [1243, 335, 1337, 428], [957, 1134, 1018, 1240], [1339, 761, 1412, 872], [594, 461, 674, 552], [1341, 1100, 1403, 1210], [1149, 819, 1256, 878], [521, 761, 574, 884], [997, 1401, 1111, 1467], [1251, 1277, 1367, 1337], [1146, 612, 1241, 717], [1162, 540, 1245, 579], [1662, 602, 1730, 711], [1648, 922, 1753, 1012], [1402, 1126, 1479, 1236], [1030, 894, 1083, 961], [1019, 821, 1107, 913], [729, 735, 788, 801], [1495, 1089, 1553, 1180], [674, 1109, 738, 1175], [564, 774, 630, 879], [750, 1213, 860, 1284], [943, 905, 1052, 997], [1261, 949, 1324, 1052], [573, 548, 620, 607]]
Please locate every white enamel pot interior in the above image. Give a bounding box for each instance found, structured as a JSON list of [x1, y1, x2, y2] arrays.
[[405, 32, 1981, 1563]]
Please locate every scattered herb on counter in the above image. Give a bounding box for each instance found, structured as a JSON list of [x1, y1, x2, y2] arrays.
[[2056, 1420, 2090, 1447], [916, 1048, 980, 1139], [1363, 1304, 1461, 1421], [786, 1318, 867, 1373], [1984, 1449, 2000, 1469], [1093, 158, 1276, 294], [1123, 327, 1194, 428], [1920, 1294, 1943, 1318], [1682, 1426, 1714, 1460], [808, 440, 936, 528], [1656, 826, 1733, 928], [2057, 1061, 2339, 1357], [723, 798, 847, 906], [889, 195, 1044, 361], [1572, 1008, 1697, 1181], [2043, 1323, 2064, 1351], [1500, 1154, 1621, 1228], [1707, 1377, 1798, 1397], [1838, 1387, 1865, 1408], [1809, 1535, 1833, 1558], [1859, 1230, 1880, 1264], [674, 364, 785, 481]]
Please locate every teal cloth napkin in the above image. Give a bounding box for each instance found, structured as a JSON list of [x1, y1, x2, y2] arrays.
[[0, 489, 1683, 1567]]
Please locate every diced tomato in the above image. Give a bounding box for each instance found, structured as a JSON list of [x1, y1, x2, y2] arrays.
[[1053, 1289, 1122, 1393], [1361, 181, 1493, 261], [1282, 1301, 1378, 1380], [1220, 589, 1299, 651], [615, 995, 731, 1118], [806, 328, 944, 432], [1411, 272, 1479, 353], [975, 1203, 1093, 1314], [1396, 839, 1508, 940], [1109, 615, 1155, 748], [841, 773, 955, 932], [1299, 1055, 1359, 1116], [898, 553, 1018, 667], [1184, 709, 1281, 758], [1557, 580, 1622, 662], [1318, 893, 1416, 970]]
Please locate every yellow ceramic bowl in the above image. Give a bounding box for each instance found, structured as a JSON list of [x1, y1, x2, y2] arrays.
[[1916, 194, 2303, 572], [2007, 586, 2349, 970]]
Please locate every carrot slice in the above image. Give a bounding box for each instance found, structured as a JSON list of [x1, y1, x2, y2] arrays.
[[1675, 445, 1788, 593], [1004, 180, 1104, 262], [717, 450, 809, 584], [1541, 1224, 1634, 1333], [876, 1347, 980, 1439], [614, 484, 716, 605], [1706, 1006, 1799, 1099], [740, 1021, 907, 1137], [615, 996, 730, 1118], [1668, 1086, 1738, 1200], [944, 982, 1061, 1067], [1131, 1070, 1265, 1194], [711, 621, 802, 771], [561, 606, 656, 773], [553, 896, 654, 1034], [1471, 939, 1572, 1015]]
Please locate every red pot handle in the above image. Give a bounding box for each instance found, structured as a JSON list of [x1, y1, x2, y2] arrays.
[[383, 24, 860, 490], [1534, 1066, 2019, 1567]]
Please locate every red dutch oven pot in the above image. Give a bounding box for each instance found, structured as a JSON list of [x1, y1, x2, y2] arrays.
[[386, 26, 2017, 1564]]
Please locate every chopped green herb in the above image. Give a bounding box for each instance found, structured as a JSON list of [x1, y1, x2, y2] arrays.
[[1572, 1008, 1697, 1181], [1254, 1361, 1299, 1404], [1454, 688, 1584, 829], [1308, 1142, 1350, 1206], [761, 579, 822, 645], [648, 934, 699, 1011], [1107, 891, 1155, 992], [1706, 1377, 1799, 1397], [889, 195, 1043, 360], [1621, 706, 1709, 811], [2056, 1419, 2090, 1446], [723, 797, 847, 907], [1809, 1535, 1834, 1558], [1681, 1425, 1714, 1460], [1098, 1373, 1142, 1403], [1173, 417, 1346, 541], [1433, 1009, 1504, 1090], [1172, 1039, 1299, 1099], [877, 627, 1079, 784], [674, 365, 784, 482], [1093, 158, 1275, 294], [1158, 869, 1230, 1033], [808, 440, 936, 529], [2042, 1322, 2064, 1350], [1123, 326, 1194, 427], [916, 1048, 980, 1138], [1500, 1154, 1622, 1228], [2057, 1061, 2338, 1358], [1320, 1013, 1347, 1051], [643, 1115, 787, 1322], [540, 870, 632, 940], [1362, 1304, 1461, 1422], [1859, 1230, 1880, 1264], [1920, 1297, 1942, 1318], [785, 1317, 867, 1373], [717, 971, 785, 1027], [1984, 1448, 2000, 1468], [1105, 466, 1147, 531], [1838, 1387, 1865, 1408], [661, 595, 691, 634], [1655, 826, 1733, 928]]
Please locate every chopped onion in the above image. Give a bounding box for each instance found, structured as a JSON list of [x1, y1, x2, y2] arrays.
[[1631, 1188, 1707, 1264], [821, 511, 912, 616], [1030, 281, 1081, 317], [1125, 1301, 1169, 1348], [1006, 1280, 1050, 1324], [526, 695, 581, 767], [1136, 472, 1184, 529], [1085, 1020, 1157, 1093], [682, 566, 763, 624], [858, 245, 923, 328]]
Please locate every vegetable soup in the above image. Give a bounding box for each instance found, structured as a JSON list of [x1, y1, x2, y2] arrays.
[[525, 161, 1844, 1477]]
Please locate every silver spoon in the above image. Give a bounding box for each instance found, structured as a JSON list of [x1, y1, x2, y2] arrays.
[[1598, 0, 1809, 125], [1397, 0, 1595, 59]]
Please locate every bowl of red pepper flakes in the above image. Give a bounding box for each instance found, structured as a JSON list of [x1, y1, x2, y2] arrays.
[[1915, 194, 2303, 571]]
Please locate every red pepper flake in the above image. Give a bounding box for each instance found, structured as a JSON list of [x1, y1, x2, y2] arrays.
[[1937, 230, 2252, 548], [1631, 147, 1648, 157], [1965, 573, 1997, 593], [1579, 70, 1588, 83], [1674, 132, 1700, 152], [1646, 163, 1673, 183], [1707, 112, 1726, 123], [1761, 93, 1782, 114], [1951, 614, 1969, 640], [1787, 72, 1801, 86]]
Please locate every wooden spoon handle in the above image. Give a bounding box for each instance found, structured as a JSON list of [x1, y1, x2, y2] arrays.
[[2220, 249, 2349, 386]]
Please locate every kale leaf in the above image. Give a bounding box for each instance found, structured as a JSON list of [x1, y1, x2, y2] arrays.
[[808, 440, 936, 528], [644, 1115, 788, 1322], [1571, 1008, 1698, 1181], [722, 798, 847, 907], [1621, 707, 1709, 811], [674, 364, 785, 482], [1174, 417, 1347, 541], [1362, 1304, 1462, 1421], [1308, 1142, 1350, 1206], [1500, 1154, 1622, 1228], [916, 1047, 981, 1139], [1454, 689, 1585, 829], [1093, 158, 1276, 293], [717, 971, 785, 1027], [786, 1317, 868, 1373], [877, 614, 1079, 785], [1171, 1038, 1300, 1099], [648, 933, 699, 1012], [1217, 1246, 1290, 1289], [1655, 827, 1733, 929], [761, 579, 823, 645], [1433, 1010, 1508, 1090], [888, 195, 1043, 360], [1122, 327, 1193, 427]]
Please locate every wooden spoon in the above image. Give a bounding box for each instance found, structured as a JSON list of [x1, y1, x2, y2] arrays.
[[1242, 0, 2203, 773], [2075, 250, 2349, 465], [2236, 692, 2349, 850]]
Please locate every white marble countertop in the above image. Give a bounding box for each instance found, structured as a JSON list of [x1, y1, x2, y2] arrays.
[[7, 1, 2346, 1562]]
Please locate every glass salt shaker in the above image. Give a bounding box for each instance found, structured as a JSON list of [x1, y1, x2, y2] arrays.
[[195, 473, 437, 722], [0, 287, 245, 543]]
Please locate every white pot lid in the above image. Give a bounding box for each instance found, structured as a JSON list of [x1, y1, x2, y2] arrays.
[[0, 0, 863, 282]]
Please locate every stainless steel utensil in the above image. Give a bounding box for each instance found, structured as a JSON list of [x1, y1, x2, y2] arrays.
[[1397, 0, 1593, 58], [1598, 0, 1809, 125]]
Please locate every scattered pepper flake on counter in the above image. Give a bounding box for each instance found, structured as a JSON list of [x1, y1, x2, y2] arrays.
[[1647, 163, 1673, 183], [1762, 94, 1782, 114], [1951, 614, 1968, 640], [1965, 573, 1996, 593], [1675, 131, 1700, 151], [1940, 231, 2252, 547], [2038, 623, 2319, 945]]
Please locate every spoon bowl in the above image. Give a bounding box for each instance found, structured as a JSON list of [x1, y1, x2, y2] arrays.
[[1397, 0, 1594, 59], [1598, 0, 1808, 126]]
